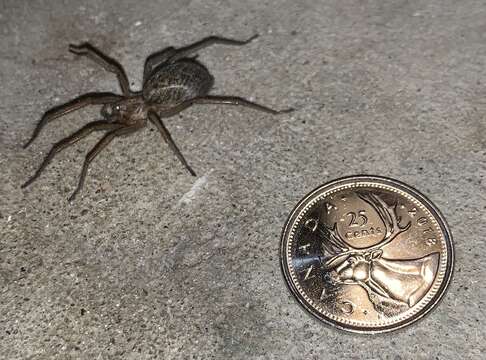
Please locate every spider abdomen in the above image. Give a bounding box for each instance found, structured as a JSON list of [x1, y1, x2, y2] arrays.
[[143, 60, 214, 106]]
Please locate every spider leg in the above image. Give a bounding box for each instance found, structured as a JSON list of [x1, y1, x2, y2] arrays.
[[68, 125, 139, 201], [69, 43, 131, 95], [192, 96, 294, 114], [22, 121, 122, 189], [148, 111, 196, 176], [143, 47, 177, 83], [23, 92, 122, 149], [167, 34, 259, 62]]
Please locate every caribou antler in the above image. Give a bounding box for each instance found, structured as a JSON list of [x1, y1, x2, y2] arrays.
[[304, 219, 355, 269], [304, 218, 348, 253], [357, 192, 411, 253], [305, 192, 412, 270]]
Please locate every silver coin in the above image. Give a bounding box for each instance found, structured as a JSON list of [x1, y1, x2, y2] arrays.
[[280, 175, 454, 333]]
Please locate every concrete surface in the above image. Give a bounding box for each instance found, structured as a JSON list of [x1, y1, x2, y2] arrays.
[[1, 0, 485, 359]]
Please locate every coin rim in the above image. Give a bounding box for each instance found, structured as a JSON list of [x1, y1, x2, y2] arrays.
[[280, 175, 454, 334]]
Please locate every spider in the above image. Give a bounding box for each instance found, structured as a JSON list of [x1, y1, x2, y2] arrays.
[[22, 34, 292, 201]]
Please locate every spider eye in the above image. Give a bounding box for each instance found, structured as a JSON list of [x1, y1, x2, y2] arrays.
[[114, 105, 121, 111], [101, 104, 114, 118]]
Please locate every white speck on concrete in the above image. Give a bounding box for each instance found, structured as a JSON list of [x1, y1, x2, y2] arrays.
[[178, 170, 213, 205]]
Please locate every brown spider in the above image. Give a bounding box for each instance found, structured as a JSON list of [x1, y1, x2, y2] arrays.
[[22, 35, 292, 201]]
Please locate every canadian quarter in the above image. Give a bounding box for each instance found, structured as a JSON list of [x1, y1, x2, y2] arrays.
[[280, 175, 454, 333]]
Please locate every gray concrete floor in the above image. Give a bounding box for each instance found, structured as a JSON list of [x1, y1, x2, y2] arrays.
[[1, 0, 485, 359]]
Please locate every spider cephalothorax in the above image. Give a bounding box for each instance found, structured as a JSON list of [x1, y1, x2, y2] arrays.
[[101, 97, 147, 124], [22, 35, 292, 201]]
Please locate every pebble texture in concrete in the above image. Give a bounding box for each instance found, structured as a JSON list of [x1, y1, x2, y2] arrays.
[[1, 0, 485, 359]]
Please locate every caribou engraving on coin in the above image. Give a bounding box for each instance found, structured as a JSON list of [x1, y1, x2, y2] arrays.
[[304, 192, 439, 316], [280, 176, 453, 333]]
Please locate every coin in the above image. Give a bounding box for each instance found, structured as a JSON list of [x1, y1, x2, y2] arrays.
[[280, 175, 454, 333]]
